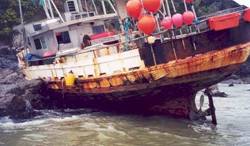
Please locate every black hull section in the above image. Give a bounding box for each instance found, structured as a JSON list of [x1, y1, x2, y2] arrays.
[[141, 21, 250, 67]]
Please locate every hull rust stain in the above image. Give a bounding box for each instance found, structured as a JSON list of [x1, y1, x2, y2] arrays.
[[48, 42, 250, 94]]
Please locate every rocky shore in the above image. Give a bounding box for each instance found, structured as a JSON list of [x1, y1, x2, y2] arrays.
[[0, 48, 41, 118], [0, 47, 97, 119]]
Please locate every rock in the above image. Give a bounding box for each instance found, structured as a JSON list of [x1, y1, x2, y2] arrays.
[[6, 96, 34, 119], [208, 85, 228, 97], [222, 78, 244, 84], [236, 58, 250, 82], [0, 78, 45, 119], [229, 83, 234, 87], [0, 50, 46, 119], [212, 92, 228, 97], [0, 46, 12, 55], [241, 77, 250, 84], [0, 94, 15, 116]]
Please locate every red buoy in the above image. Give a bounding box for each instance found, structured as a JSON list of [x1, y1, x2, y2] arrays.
[[142, 0, 161, 13], [126, 0, 142, 19], [244, 8, 250, 22], [185, 0, 193, 3], [172, 13, 183, 28], [183, 11, 195, 25], [161, 16, 173, 29], [137, 15, 156, 35]]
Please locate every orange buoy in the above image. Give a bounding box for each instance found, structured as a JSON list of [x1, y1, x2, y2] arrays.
[[137, 15, 156, 35], [172, 13, 183, 28], [126, 0, 142, 19], [183, 11, 195, 25], [161, 16, 173, 29], [142, 0, 161, 13]]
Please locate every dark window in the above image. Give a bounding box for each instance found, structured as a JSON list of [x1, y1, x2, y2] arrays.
[[33, 24, 42, 31], [92, 25, 105, 34], [67, 1, 76, 12], [34, 37, 47, 50], [56, 31, 71, 44], [34, 39, 42, 50]]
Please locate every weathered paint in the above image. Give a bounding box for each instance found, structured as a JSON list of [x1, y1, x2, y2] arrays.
[[49, 42, 250, 94]]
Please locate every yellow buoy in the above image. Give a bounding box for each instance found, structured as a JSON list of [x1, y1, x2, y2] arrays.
[[65, 71, 76, 86]]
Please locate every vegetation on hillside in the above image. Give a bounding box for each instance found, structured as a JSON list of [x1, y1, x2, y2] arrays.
[[0, 0, 41, 44], [0, 0, 240, 45]]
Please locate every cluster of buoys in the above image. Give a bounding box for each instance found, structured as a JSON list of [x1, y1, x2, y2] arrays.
[[126, 0, 195, 35], [161, 11, 195, 30], [126, 0, 161, 35]]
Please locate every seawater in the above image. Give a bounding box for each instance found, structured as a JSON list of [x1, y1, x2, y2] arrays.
[[0, 84, 250, 146]]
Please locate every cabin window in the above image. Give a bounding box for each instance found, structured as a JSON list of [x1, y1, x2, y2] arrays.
[[34, 37, 47, 50], [67, 1, 76, 12], [92, 25, 105, 34], [56, 31, 71, 44]]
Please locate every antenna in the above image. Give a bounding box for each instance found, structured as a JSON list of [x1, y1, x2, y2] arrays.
[[18, 0, 24, 25], [18, 0, 27, 49]]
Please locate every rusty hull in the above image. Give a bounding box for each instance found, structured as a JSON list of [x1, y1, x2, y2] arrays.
[[49, 43, 250, 93], [47, 42, 250, 119]]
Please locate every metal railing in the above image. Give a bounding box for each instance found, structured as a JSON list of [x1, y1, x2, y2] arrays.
[[197, 6, 245, 22], [23, 6, 248, 65]]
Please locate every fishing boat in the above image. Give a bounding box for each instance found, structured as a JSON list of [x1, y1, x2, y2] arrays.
[[14, 0, 250, 121]]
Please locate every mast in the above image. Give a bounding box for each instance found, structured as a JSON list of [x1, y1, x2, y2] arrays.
[[18, 0, 24, 25], [49, 0, 65, 22], [47, 0, 55, 19], [43, 0, 51, 19], [113, 0, 125, 31], [18, 0, 27, 49]]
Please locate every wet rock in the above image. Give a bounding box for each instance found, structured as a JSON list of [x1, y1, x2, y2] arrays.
[[0, 75, 45, 118], [0, 48, 45, 119], [222, 78, 244, 84], [241, 77, 250, 84], [6, 96, 35, 119], [208, 85, 228, 97], [212, 92, 228, 97], [236, 58, 250, 83]]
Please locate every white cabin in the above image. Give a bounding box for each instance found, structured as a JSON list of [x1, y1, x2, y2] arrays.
[[15, 0, 145, 80], [15, 0, 127, 57]]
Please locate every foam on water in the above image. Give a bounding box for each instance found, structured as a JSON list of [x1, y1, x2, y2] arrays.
[[0, 84, 250, 146]]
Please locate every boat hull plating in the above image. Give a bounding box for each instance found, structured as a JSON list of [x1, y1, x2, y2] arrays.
[[46, 43, 250, 119]]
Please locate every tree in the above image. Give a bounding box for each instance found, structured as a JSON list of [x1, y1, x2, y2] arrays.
[[0, 0, 45, 44]]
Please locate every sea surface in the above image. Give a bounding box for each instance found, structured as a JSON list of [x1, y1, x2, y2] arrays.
[[0, 84, 250, 146]]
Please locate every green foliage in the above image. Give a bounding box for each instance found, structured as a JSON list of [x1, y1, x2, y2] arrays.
[[0, 0, 45, 44], [193, 0, 239, 16]]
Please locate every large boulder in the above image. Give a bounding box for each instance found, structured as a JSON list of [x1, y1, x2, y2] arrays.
[[0, 68, 45, 118], [0, 49, 46, 119]]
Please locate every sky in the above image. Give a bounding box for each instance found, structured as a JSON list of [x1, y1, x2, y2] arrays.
[[233, 0, 250, 7]]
